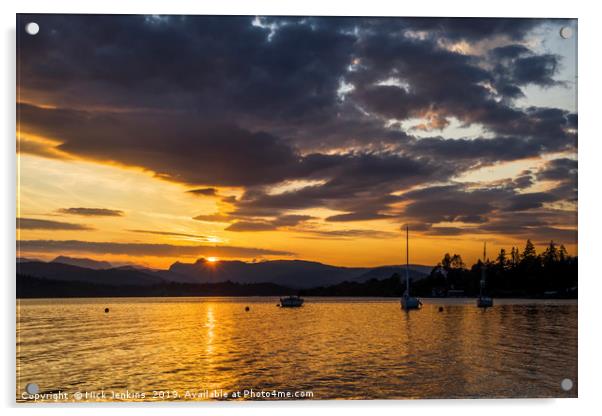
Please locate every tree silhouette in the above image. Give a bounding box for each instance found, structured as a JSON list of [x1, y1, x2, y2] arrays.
[[559, 245, 569, 262], [415, 239, 577, 298], [497, 248, 507, 269], [523, 239, 537, 260], [543, 241, 559, 266], [510, 247, 520, 268]]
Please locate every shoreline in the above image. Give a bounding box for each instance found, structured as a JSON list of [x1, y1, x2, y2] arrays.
[[16, 295, 578, 301]]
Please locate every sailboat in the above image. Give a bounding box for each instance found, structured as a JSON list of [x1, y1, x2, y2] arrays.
[[401, 225, 422, 311], [476, 242, 494, 308]]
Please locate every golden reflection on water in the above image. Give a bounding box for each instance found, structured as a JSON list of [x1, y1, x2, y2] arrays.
[[16, 298, 577, 401]]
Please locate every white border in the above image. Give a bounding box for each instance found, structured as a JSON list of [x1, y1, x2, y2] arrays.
[[2, 1, 600, 415]]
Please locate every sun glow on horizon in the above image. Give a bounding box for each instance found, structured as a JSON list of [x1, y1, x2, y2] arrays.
[[207, 257, 219, 263]]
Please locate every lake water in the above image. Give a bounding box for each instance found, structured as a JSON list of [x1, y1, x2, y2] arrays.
[[16, 297, 577, 402]]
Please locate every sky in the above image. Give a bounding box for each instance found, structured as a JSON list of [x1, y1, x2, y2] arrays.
[[16, 15, 577, 269]]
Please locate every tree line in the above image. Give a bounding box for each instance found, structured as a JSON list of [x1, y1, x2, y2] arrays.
[[413, 239, 577, 298]]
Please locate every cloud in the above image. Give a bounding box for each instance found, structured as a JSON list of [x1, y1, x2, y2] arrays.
[[193, 213, 231, 223], [225, 215, 313, 232], [231, 152, 453, 221], [396, 180, 576, 243], [18, 15, 574, 159], [19, 104, 303, 187], [399, 17, 547, 42], [325, 212, 395, 222], [536, 157, 578, 203], [17, 218, 93, 230], [17, 240, 293, 257], [537, 157, 577, 182], [16, 15, 577, 245], [187, 188, 218, 196], [17, 15, 355, 123], [294, 228, 398, 240], [505, 192, 558, 211], [225, 221, 277, 232], [400, 185, 502, 224], [127, 229, 217, 241], [58, 207, 124, 216]]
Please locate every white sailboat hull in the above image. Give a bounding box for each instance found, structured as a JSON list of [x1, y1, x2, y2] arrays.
[[400, 226, 421, 311], [476, 242, 493, 308], [401, 295, 421, 310], [477, 296, 493, 308]]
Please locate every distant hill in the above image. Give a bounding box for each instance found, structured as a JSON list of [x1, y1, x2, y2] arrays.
[[17, 261, 163, 286], [165, 259, 364, 288], [15, 257, 432, 291], [52, 256, 113, 270], [17, 257, 40, 263], [165, 258, 430, 288], [353, 265, 430, 283]]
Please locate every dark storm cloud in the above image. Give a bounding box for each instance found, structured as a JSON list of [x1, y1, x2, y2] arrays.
[[536, 158, 578, 202], [505, 192, 558, 211], [396, 180, 576, 243], [347, 31, 496, 129], [400, 182, 573, 224], [17, 15, 577, 242], [336, 19, 572, 148], [231, 152, 451, 221], [537, 158, 578, 181], [403, 206, 576, 243], [407, 106, 575, 163], [17, 240, 293, 257], [58, 207, 124, 217], [481, 210, 577, 244], [490, 44, 532, 59], [17, 218, 93, 231], [511, 171, 535, 189], [400, 185, 502, 224], [509, 54, 561, 87], [18, 15, 571, 153], [19, 15, 574, 157], [488, 45, 564, 102], [19, 103, 302, 187], [17, 14, 355, 122], [399, 17, 546, 41]]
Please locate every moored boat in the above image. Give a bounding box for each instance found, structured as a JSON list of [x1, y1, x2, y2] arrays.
[[280, 295, 304, 307], [401, 225, 421, 311], [477, 242, 494, 308]]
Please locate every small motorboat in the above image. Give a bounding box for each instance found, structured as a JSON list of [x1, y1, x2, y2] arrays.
[[280, 295, 304, 307]]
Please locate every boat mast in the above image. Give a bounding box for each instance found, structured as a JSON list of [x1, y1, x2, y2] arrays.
[[405, 225, 410, 296], [480, 242, 486, 297]]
